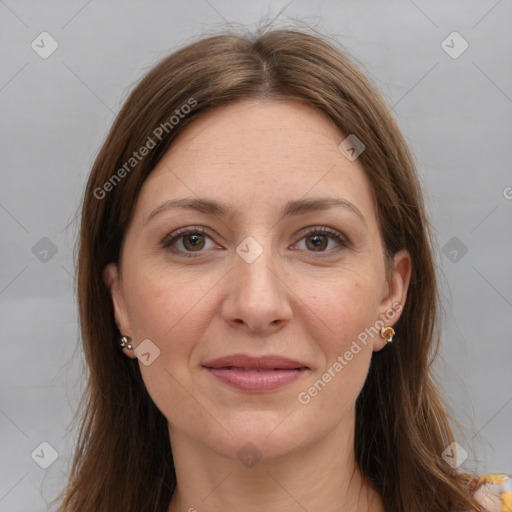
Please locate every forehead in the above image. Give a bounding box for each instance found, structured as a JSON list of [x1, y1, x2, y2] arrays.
[[135, 99, 376, 223], [153, 99, 343, 172]]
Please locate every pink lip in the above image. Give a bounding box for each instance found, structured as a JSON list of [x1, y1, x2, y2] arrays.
[[202, 354, 309, 392]]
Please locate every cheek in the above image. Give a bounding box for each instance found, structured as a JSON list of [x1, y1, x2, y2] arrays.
[[297, 268, 382, 352], [292, 267, 382, 403], [294, 275, 378, 419], [120, 266, 219, 424], [122, 262, 218, 355]]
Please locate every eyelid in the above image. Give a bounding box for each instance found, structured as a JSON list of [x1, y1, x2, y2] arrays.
[[294, 225, 349, 242]]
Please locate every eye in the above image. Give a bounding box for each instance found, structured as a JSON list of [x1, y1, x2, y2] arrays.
[[294, 227, 349, 253], [160, 226, 219, 256], [160, 225, 349, 257]]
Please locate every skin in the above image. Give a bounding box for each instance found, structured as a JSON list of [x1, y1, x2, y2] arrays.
[[104, 99, 411, 512]]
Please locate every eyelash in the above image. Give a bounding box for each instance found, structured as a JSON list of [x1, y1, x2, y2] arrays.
[[160, 226, 349, 258]]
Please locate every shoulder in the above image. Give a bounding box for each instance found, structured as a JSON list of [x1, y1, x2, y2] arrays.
[[467, 473, 512, 512]]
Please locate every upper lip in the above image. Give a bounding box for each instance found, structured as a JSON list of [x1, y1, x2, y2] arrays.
[[202, 354, 309, 370]]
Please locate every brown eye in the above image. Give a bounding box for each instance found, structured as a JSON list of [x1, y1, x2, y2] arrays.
[[306, 234, 328, 251], [294, 227, 349, 253], [182, 233, 206, 251], [161, 227, 217, 256]]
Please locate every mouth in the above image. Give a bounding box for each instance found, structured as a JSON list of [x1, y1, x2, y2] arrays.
[[202, 354, 309, 371], [202, 354, 309, 392], [210, 366, 303, 371]]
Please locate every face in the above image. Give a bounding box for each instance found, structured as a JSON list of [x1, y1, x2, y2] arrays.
[[104, 99, 410, 461]]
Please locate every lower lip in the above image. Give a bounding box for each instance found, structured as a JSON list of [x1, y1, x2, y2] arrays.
[[205, 367, 308, 392]]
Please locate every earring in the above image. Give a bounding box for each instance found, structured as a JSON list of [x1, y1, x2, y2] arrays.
[[119, 335, 133, 350], [380, 326, 395, 343]]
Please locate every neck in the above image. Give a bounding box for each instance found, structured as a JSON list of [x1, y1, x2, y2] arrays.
[[166, 413, 384, 512]]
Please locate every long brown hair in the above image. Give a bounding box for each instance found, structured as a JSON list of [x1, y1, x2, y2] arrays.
[[56, 26, 482, 512]]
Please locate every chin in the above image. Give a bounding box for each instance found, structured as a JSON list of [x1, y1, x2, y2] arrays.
[[211, 412, 312, 461]]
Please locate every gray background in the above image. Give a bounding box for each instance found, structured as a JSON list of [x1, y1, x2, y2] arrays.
[[1, 1, 511, 510]]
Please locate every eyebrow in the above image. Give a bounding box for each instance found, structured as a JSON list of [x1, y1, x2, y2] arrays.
[[147, 197, 366, 225]]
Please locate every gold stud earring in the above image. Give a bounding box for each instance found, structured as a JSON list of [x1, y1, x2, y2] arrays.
[[380, 326, 395, 343]]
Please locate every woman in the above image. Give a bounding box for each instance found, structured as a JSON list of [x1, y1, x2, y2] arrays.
[[56, 28, 510, 512]]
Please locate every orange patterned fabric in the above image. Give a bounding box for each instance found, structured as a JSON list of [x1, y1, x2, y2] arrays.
[[468, 474, 512, 511]]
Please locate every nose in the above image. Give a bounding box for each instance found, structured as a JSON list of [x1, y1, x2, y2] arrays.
[[220, 245, 293, 335]]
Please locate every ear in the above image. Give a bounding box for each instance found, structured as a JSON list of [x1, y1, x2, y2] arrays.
[[103, 263, 136, 358], [373, 249, 411, 352]]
